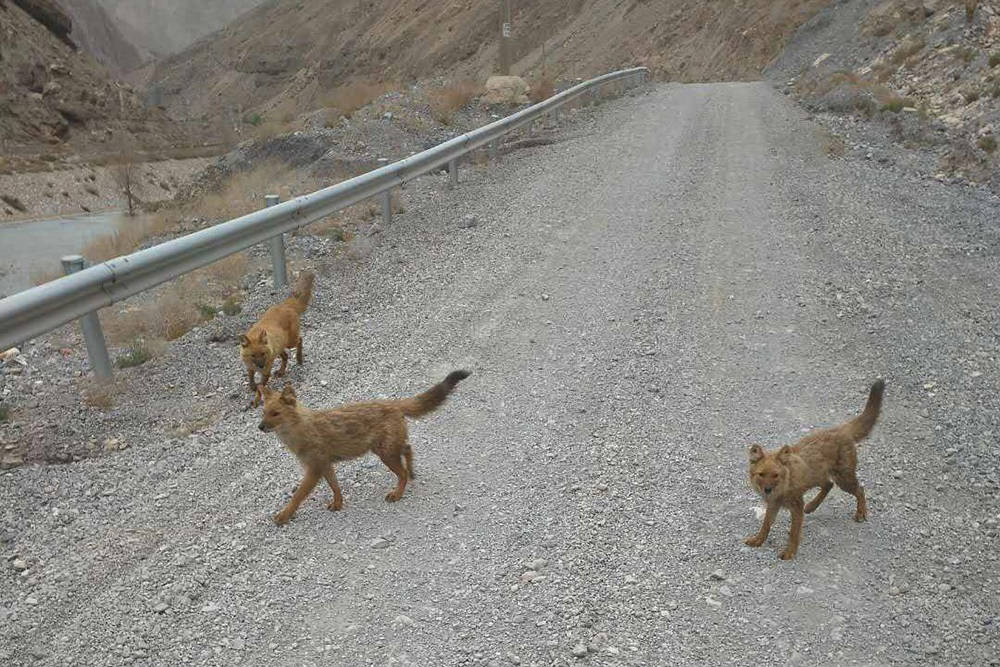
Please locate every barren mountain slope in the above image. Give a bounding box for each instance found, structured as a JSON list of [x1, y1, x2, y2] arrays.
[[0, 1, 195, 163], [58, 0, 149, 75], [95, 0, 266, 57], [149, 0, 832, 119]]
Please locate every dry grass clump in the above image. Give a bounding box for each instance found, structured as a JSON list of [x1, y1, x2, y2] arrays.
[[80, 210, 178, 265], [528, 77, 555, 103], [322, 81, 396, 120], [100, 252, 249, 349], [184, 161, 297, 220], [890, 36, 926, 66], [81, 378, 118, 409], [204, 253, 248, 286], [428, 81, 480, 124], [963, 0, 979, 22], [305, 190, 405, 239]]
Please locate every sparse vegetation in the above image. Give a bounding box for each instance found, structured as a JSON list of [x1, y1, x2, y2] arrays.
[[990, 53, 1000, 68], [321, 81, 396, 120], [881, 96, 915, 113], [115, 338, 154, 368], [80, 211, 178, 266], [978, 135, 997, 153], [197, 303, 219, 320], [184, 161, 311, 222], [890, 37, 925, 65], [956, 46, 977, 64], [819, 129, 847, 158], [110, 151, 141, 216], [428, 81, 480, 124], [81, 379, 116, 409], [222, 294, 243, 316], [528, 77, 555, 103], [244, 113, 263, 126], [0, 403, 9, 423], [963, 89, 980, 104], [204, 253, 248, 286], [964, 0, 978, 23]]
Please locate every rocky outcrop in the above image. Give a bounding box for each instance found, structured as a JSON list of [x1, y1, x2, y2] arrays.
[[12, 0, 75, 48], [484, 76, 530, 105]]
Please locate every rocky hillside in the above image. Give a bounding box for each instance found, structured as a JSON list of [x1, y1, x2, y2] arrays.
[[59, 0, 149, 75], [770, 0, 999, 190], [148, 0, 832, 119], [94, 0, 265, 57], [0, 0, 198, 165]]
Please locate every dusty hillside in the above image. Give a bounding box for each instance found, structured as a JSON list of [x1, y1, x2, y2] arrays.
[[59, 0, 149, 75], [95, 0, 265, 57], [770, 0, 999, 190], [0, 0, 199, 166], [148, 0, 832, 120]]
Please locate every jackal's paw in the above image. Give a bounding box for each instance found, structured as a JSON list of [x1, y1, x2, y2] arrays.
[[853, 510, 867, 523], [384, 491, 402, 503], [272, 511, 292, 526], [744, 535, 764, 548], [327, 498, 343, 511], [778, 548, 797, 561]]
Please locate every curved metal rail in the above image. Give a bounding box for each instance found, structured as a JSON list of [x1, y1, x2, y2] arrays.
[[0, 67, 648, 374]]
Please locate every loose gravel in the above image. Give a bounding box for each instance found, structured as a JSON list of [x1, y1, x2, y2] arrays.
[[1, 82, 998, 666]]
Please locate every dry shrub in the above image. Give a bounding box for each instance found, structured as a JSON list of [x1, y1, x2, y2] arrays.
[[529, 77, 555, 103], [963, 0, 978, 22], [823, 134, 847, 158], [79, 210, 181, 266], [428, 81, 480, 124], [81, 378, 117, 409], [797, 70, 913, 117], [322, 81, 396, 119], [31, 267, 62, 286], [891, 37, 926, 66], [204, 253, 248, 286], [155, 292, 202, 341], [252, 117, 297, 140], [186, 161, 300, 222]]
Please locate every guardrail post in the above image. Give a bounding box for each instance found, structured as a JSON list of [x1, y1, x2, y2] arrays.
[[488, 141, 497, 161], [60, 255, 112, 379], [381, 189, 392, 225], [448, 159, 458, 188], [264, 194, 287, 289]]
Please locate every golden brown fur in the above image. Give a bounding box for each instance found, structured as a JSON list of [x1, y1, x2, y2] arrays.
[[241, 271, 314, 406], [745, 379, 884, 560], [258, 370, 471, 524]]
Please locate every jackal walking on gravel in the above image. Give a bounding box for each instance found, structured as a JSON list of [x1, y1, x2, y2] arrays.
[[257, 370, 471, 524], [241, 271, 314, 406], [745, 379, 885, 560]]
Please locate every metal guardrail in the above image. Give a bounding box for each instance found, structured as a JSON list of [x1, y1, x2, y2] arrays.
[[0, 67, 648, 376]]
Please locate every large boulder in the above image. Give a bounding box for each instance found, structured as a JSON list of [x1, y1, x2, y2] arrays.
[[484, 75, 529, 105]]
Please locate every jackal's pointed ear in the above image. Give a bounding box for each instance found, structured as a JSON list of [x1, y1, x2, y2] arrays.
[[258, 330, 268, 344], [280, 384, 297, 406], [239, 334, 250, 347], [749, 445, 764, 463], [777, 445, 793, 463]]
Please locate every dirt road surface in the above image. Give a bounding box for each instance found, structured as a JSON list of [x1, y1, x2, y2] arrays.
[[2, 82, 997, 666]]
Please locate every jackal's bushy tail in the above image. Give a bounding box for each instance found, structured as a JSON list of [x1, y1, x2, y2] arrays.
[[290, 271, 314, 314], [843, 379, 884, 442], [396, 370, 471, 418]]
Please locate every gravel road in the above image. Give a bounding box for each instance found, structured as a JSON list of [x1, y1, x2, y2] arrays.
[[2, 82, 998, 666]]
